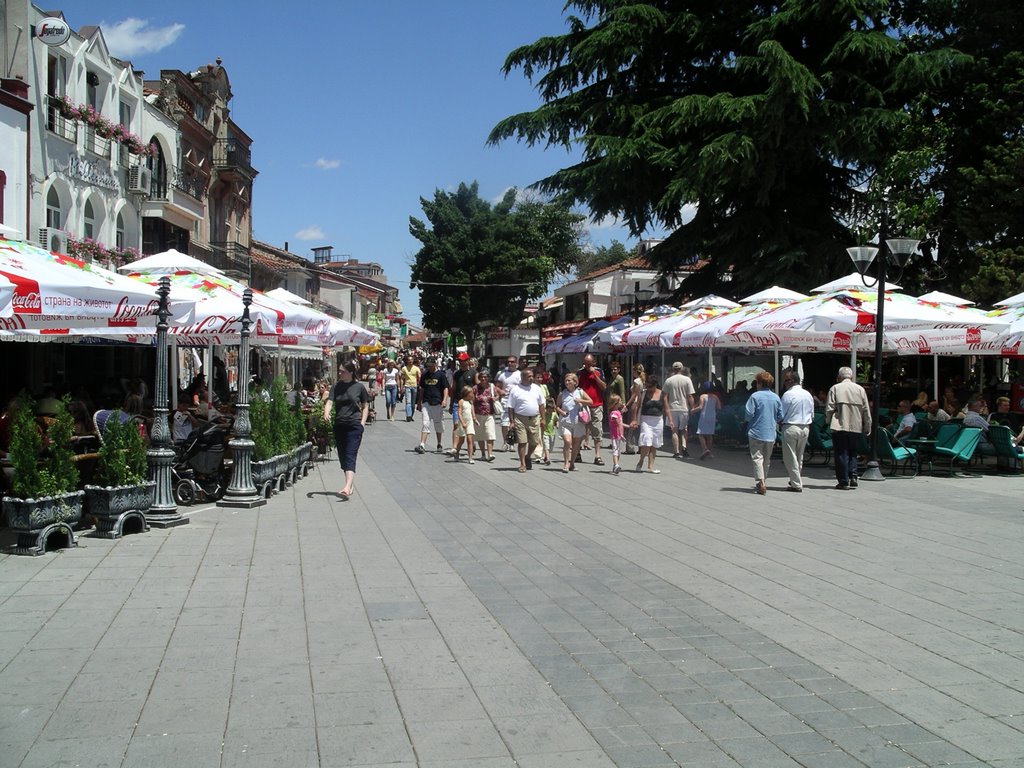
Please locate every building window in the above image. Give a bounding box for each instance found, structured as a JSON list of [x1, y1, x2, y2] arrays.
[[147, 139, 168, 198], [116, 212, 125, 249], [46, 55, 67, 98], [83, 199, 95, 239], [86, 73, 99, 110], [46, 187, 61, 229]]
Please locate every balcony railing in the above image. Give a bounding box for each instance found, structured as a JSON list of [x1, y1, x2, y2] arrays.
[[84, 127, 111, 158], [213, 139, 255, 178], [209, 241, 251, 276], [45, 96, 78, 143], [171, 165, 208, 200]]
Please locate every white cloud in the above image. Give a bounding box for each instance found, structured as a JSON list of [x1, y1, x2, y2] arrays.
[[313, 158, 340, 170], [101, 18, 185, 59], [294, 226, 325, 241], [588, 214, 623, 231]]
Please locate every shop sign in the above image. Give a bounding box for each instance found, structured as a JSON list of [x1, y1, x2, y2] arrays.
[[63, 154, 119, 191], [35, 18, 71, 46]]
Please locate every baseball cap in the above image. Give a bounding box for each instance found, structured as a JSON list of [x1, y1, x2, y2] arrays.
[[672, 362, 684, 371]]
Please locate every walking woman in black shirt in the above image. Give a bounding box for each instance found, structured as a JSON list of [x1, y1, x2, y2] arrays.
[[324, 361, 369, 500]]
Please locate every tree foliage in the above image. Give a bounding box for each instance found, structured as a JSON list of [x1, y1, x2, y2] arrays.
[[575, 239, 632, 279], [890, 0, 1024, 303], [489, 0, 994, 298], [409, 182, 585, 332]]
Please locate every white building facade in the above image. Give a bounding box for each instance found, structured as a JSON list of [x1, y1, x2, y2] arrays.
[[3, 5, 180, 263]]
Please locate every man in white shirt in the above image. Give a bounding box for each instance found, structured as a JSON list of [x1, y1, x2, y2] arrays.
[[892, 400, 917, 447], [495, 356, 522, 449], [962, 398, 991, 447], [506, 367, 546, 473], [663, 362, 696, 459], [926, 400, 951, 422], [780, 370, 815, 492]]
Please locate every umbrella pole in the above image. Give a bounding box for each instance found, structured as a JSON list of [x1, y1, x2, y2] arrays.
[[774, 349, 780, 393], [934, 354, 939, 402]]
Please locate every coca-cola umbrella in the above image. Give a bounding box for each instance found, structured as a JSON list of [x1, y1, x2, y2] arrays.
[[125, 269, 378, 348], [717, 290, 1002, 354], [600, 307, 724, 347], [118, 248, 224, 275], [0, 239, 195, 335]]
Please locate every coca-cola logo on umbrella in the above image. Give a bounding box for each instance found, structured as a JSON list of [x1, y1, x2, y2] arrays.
[[0, 270, 42, 314]]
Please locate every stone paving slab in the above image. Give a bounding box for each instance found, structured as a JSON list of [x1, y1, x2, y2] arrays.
[[0, 417, 1022, 766]]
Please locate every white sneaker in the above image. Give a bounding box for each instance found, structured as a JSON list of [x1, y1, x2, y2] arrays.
[[468, 459, 475, 465]]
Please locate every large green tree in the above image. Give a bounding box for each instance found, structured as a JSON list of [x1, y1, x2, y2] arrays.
[[888, 0, 1024, 303], [489, 0, 959, 297], [409, 182, 584, 335]]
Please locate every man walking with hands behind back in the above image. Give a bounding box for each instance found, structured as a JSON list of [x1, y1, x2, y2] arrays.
[[780, 369, 815, 492], [825, 366, 871, 490], [663, 362, 695, 458]]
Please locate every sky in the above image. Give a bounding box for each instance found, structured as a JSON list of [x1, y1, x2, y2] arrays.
[[75, 0, 667, 325]]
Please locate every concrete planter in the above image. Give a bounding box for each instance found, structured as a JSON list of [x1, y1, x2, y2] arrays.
[[83, 481, 154, 539], [3, 490, 84, 555]]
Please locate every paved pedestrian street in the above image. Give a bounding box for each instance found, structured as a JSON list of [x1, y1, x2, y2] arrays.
[[2, 419, 1022, 767]]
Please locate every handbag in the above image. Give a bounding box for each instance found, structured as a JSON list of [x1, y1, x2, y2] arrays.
[[578, 406, 591, 424]]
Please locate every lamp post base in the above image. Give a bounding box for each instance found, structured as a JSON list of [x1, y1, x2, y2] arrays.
[[858, 460, 885, 482], [146, 512, 190, 529], [217, 494, 267, 510]]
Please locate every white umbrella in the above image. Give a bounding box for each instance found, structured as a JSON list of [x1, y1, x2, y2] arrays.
[[265, 287, 313, 305], [0, 222, 24, 240], [995, 291, 1024, 307], [118, 248, 224, 275], [0, 239, 194, 334], [740, 286, 808, 304], [812, 272, 902, 292], [679, 294, 740, 309], [917, 290, 975, 306]]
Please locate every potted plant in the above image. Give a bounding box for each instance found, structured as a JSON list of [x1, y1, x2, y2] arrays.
[[83, 411, 154, 538], [3, 394, 83, 555], [268, 377, 292, 490], [248, 386, 277, 497]]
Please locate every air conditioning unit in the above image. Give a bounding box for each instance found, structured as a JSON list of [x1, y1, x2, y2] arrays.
[[128, 166, 151, 195], [37, 227, 65, 254]]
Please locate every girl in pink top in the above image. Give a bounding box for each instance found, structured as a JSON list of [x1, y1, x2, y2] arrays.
[[607, 394, 625, 475]]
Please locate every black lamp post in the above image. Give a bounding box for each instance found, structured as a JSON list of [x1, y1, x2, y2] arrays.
[[846, 236, 921, 481], [219, 288, 266, 508], [147, 276, 188, 527]]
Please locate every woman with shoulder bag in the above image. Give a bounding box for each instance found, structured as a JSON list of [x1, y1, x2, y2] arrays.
[[324, 361, 369, 500], [556, 372, 593, 473], [473, 370, 499, 462]]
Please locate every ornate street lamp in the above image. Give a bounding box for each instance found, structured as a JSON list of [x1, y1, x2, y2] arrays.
[[147, 277, 188, 528], [219, 288, 267, 509], [846, 237, 921, 482]]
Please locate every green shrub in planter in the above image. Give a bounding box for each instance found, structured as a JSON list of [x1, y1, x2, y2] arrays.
[[8, 393, 79, 499], [268, 376, 290, 456], [249, 389, 274, 462], [93, 411, 147, 487]]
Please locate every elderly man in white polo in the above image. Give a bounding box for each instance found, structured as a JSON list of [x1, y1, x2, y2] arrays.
[[506, 366, 546, 474]]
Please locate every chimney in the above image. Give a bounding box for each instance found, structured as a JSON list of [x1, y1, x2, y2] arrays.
[[284, 241, 288, 252]]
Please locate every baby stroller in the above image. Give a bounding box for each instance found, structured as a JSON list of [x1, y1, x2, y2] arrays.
[[172, 422, 230, 505]]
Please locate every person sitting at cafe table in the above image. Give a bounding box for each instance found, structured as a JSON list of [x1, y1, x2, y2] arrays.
[[172, 398, 202, 443], [892, 400, 917, 447], [962, 398, 992, 446], [926, 400, 951, 422]]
